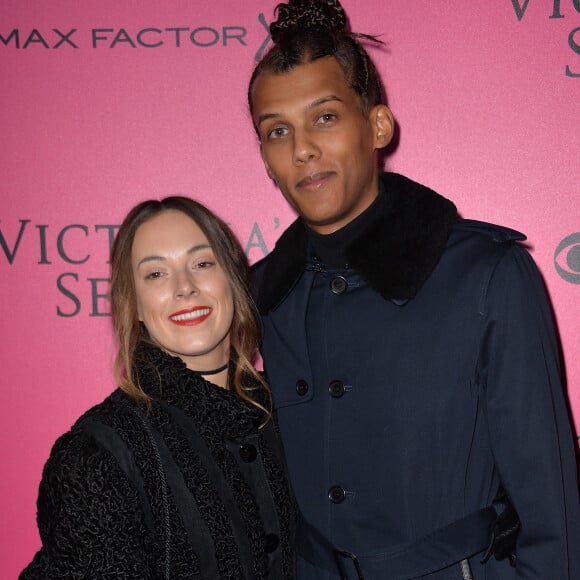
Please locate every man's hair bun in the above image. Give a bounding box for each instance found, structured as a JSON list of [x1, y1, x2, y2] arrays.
[[270, 0, 348, 44]]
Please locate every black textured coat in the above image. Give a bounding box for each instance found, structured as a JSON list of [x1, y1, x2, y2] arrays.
[[21, 344, 296, 579]]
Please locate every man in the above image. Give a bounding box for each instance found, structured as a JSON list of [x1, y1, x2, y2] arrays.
[[249, 1, 580, 578]]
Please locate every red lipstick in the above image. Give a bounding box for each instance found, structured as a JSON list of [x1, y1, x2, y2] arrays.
[[168, 306, 212, 326]]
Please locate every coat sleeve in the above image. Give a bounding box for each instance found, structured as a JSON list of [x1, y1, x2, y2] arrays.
[[481, 243, 580, 578], [20, 428, 155, 579]]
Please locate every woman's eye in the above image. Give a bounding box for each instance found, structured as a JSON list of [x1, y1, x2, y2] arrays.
[[195, 261, 215, 269], [145, 271, 164, 280]]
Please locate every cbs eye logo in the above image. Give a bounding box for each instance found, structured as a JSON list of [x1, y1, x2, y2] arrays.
[[554, 233, 580, 284]]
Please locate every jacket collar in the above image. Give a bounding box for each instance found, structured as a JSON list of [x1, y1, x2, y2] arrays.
[[256, 172, 457, 313], [134, 342, 264, 438]]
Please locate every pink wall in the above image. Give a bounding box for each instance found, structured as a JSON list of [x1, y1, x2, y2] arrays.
[[1, 1, 578, 576]]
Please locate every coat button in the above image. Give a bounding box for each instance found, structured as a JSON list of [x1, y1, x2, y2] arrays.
[[264, 533, 280, 553], [239, 443, 258, 463], [328, 380, 345, 398], [328, 485, 346, 504], [296, 379, 309, 396], [329, 276, 348, 294]]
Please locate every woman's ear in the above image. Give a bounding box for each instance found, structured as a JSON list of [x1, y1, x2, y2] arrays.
[[371, 105, 395, 150]]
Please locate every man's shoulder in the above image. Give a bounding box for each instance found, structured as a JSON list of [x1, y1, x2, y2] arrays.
[[251, 253, 269, 274], [250, 253, 270, 298], [452, 219, 526, 244], [250, 217, 307, 307], [442, 219, 531, 285]]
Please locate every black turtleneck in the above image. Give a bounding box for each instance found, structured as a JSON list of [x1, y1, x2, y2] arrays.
[[307, 181, 388, 268]]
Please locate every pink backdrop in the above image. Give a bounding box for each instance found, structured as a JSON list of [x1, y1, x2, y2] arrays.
[[2, 1, 579, 576]]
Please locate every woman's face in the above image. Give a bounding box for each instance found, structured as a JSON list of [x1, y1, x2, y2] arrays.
[[132, 210, 234, 372]]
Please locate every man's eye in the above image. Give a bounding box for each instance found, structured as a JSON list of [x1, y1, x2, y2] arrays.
[[317, 113, 336, 124], [268, 127, 288, 139]]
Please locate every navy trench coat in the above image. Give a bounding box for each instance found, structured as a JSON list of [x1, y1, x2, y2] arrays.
[[253, 173, 580, 580]]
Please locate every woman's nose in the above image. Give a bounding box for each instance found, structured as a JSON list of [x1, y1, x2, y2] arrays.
[[174, 271, 198, 298]]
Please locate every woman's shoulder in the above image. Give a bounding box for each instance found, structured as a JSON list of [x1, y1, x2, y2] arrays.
[[77, 387, 132, 418], [42, 389, 136, 476], [22, 391, 154, 579], [36, 390, 145, 525]]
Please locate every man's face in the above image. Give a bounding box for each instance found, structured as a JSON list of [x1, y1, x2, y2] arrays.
[[251, 56, 393, 234]]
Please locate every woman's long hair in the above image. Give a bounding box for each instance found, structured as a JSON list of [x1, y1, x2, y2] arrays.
[[110, 196, 270, 417]]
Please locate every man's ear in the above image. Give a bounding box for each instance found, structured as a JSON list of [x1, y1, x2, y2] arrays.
[[260, 144, 276, 181], [371, 104, 395, 150]]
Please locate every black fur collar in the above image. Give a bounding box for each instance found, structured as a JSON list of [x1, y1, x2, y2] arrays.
[[255, 173, 457, 313]]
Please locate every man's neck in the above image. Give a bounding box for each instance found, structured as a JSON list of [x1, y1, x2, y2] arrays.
[[307, 185, 385, 268]]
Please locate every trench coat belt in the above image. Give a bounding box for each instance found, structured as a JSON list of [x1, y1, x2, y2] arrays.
[[297, 507, 497, 580]]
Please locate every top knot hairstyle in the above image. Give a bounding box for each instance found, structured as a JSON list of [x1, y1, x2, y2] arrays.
[[248, 0, 385, 127], [269, 0, 347, 42]]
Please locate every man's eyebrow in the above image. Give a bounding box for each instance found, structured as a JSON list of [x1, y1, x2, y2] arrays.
[[308, 95, 343, 108], [136, 244, 211, 267], [257, 95, 344, 126], [257, 112, 281, 126]]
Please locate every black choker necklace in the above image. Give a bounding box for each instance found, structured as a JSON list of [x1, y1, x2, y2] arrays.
[[194, 362, 229, 376]]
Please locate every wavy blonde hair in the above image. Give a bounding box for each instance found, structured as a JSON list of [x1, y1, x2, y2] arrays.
[[110, 196, 270, 417]]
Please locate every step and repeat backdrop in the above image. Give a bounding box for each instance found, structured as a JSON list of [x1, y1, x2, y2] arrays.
[[1, 1, 579, 576]]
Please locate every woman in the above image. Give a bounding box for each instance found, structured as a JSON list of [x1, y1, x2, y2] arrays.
[[21, 197, 296, 579]]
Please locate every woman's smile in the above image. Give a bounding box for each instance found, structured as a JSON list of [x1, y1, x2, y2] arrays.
[[169, 306, 212, 325]]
